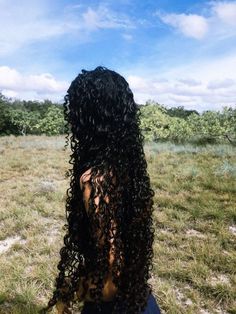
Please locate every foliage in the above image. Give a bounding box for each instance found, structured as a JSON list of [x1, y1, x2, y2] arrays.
[[34, 106, 65, 135], [166, 105, 199, 119], [0, 93, 235, 144], [139, 101, 170, 141], [140, 100, 236, 145], [0, 93, 65, 136], [10, 109, 39, 135], [0, 94, 18, 135]]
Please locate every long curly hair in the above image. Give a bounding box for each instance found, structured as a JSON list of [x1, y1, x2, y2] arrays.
[[40, 66, 155, 314]]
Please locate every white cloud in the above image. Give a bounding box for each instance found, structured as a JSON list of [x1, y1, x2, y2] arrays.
[[207, 78, 235, 89], [126, 53, 236, 112], [0, 66, 68, 100], [163, 53, 236, 81], [82, 7, 134, 30], [168, 94, 199, 103], [128, 75, 150, 90], [1, 60, 235, 111], [212, 1, 236, 25], [1, 1, 236, 112], [0, 66, 21, 89], [0, 1, 134, 56], [0, 1, 65, 56], [26, 73, 68, 94], [157, 12, 209, 39], [156, 1, 236, 40], [122, 33, 133, 41], [1, 89, 18, 98], [178, 78, 202, 87]]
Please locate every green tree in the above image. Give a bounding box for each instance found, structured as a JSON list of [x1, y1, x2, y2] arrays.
[[35, 105, 65, 135], [168, 117, 193, 143], [166, 105, 199, 119], [220, 106, 236, 143], [140, 101, 170, 142], [0, 93, 18, 135], [10, 109, 38, 135]]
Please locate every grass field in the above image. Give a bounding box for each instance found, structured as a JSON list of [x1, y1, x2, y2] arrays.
[[0, 135, 235, 314]]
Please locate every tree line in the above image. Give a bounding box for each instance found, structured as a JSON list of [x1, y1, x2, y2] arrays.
[[140, 101, 236, 145], [0, 93, 235, 145], [0, 93, 65, 136]]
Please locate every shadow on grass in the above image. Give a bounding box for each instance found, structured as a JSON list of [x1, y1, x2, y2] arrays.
[[0, 294, 45, 314], [0, 293, 84, 314]]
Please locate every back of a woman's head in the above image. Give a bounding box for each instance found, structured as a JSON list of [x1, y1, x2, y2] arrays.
[[65, 66, 138, 146]]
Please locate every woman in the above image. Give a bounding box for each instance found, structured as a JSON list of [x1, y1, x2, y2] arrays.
[[40, 66, 161, 314]]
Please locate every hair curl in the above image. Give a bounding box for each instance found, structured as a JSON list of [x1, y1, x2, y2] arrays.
[[40, 66, 155, 314]]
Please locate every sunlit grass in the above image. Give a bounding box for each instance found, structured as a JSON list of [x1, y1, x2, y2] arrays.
[[0, 135, 236, 313]]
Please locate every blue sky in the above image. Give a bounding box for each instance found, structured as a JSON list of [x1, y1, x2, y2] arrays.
[[0, 0, 236, 112]]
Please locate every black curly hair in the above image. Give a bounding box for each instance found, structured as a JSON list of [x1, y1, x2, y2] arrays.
[[40, 66, 155, 314]]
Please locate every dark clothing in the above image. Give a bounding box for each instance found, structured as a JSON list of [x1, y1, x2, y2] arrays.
[[80, 292, 161, 314], [141, 293, 161, 314]]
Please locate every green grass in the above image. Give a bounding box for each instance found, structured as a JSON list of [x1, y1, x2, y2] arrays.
[[0, 135, 236, 313]]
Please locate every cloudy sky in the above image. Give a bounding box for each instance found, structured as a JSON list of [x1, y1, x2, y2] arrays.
[[1, 0, 236, 112]]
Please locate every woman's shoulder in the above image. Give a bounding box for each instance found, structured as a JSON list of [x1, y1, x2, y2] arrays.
[[79, 167, 116, 190], [79, 168, 92, 189]]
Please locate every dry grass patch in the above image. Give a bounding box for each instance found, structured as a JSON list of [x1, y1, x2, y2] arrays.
[[0, 136, 236, 313]]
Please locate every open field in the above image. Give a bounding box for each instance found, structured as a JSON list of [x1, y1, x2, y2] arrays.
[[0, 135, 235, 314]]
